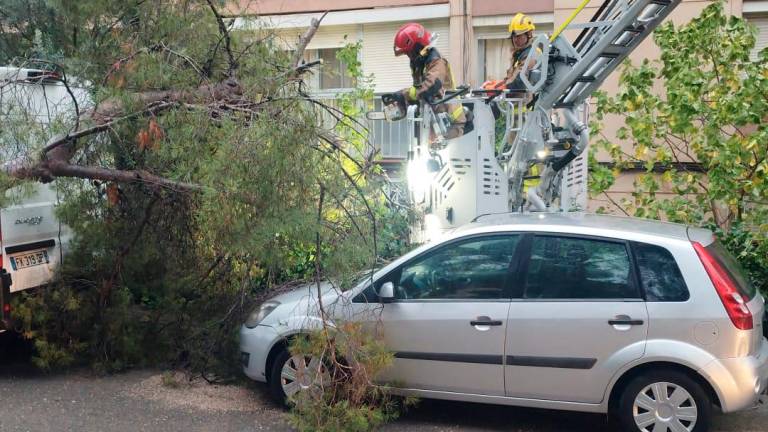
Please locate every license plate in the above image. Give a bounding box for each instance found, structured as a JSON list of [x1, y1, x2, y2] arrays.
[[10, 250, 50, 270]]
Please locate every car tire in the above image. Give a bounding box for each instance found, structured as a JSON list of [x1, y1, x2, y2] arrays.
[[268, 347, 331, 406], [268, 348, 291, 405], [615, 370, 712, 432]]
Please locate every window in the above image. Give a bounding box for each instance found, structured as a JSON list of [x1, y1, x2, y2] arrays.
[[478, 38, 513, 82], [745, 15, 768, 61], [353, 282, 380, 303], [632, 242, 689, 302], [304, 48, 355, 90], [394, 235, 521, 300], [524, 236, 637, 299]]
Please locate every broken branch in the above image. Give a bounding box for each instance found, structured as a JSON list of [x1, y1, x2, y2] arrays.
[[291, 12, 328, 68], [42, 101, 178, 155], [205, 0, 237, 76], [16, 159, 202, 192]]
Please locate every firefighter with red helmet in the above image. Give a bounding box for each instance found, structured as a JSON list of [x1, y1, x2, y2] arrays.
[[384, 22, 467, 141]]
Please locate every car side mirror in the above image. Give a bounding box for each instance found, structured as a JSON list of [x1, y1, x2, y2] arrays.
[[378, 281, 395, 304]]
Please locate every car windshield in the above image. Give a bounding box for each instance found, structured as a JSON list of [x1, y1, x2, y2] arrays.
[[354, 269, 377, 287]]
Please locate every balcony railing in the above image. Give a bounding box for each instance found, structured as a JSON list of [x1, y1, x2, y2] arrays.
[[314, 92, 410, 160]]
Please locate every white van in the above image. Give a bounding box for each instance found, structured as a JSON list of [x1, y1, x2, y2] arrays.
[[2, 184, 71, 289], [0, 66, 84, 331]]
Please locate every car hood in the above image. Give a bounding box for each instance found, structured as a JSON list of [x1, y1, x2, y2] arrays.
[[268, 281, 340, 305], [257, 280, 347, 326]]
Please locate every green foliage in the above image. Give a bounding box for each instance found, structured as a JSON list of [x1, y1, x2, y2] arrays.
[[1, 4, 412, 430], [375, 199, 413, 259], [714, 222, 768, 294], [286, 323, 410, 432], [11, 286, 87, 370], [2, 0, 408, 376], [281, 42, 413, 431], [291, 398, 394, 432], [1, 5, 413, 432], [0, 0, 66, 63], [590, 2, 768, 291]]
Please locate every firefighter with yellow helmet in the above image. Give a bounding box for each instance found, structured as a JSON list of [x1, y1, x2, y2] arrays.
[[481, 13, 538, 99], [506, 13, 541, 196], [504, 13, 537, 100]]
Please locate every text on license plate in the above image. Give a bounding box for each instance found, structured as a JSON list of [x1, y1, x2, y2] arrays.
[[10, 250, 50, 270]]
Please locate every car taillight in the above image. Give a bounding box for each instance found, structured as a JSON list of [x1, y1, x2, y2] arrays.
[[2, 303, 9, 314], [693, 241, 753, 330]]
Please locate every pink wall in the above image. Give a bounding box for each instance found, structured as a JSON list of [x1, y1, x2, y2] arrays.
[[472, 0, 554, 16], [227, 0, 448, 16], [227, 0, 554, 16]]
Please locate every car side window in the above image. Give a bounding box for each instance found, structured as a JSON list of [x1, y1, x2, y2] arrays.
[[632, 242, 689, 301], [395, 235, 521, 300], [352, 277, 381, 303], [524, 235, 638, 299]]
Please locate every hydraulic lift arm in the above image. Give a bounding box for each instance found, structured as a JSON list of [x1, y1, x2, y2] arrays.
[[503, 0, 681, 211], [370, 0, 682, 242]]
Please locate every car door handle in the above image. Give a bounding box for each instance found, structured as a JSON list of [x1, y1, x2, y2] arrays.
[[470, 317, 503, 326], [608, 317, 644, 326]]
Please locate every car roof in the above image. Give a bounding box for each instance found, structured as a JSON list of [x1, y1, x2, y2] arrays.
[[459, 212, 709, 242]]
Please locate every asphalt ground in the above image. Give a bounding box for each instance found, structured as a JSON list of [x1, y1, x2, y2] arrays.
[[1, 334, 767, 432]]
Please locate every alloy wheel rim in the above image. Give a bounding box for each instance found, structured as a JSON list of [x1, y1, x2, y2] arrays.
[[280, 354, 330, 400], [632, 381, 698, 432]]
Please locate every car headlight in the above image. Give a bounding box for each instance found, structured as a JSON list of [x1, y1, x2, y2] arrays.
[[245, 301, 280, 328]]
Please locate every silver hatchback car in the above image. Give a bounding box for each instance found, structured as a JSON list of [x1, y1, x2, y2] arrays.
[[240, 213, 768, 432]]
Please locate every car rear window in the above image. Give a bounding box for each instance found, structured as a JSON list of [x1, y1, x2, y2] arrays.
[[632, 242, 689, 302], [524, 236, 639, 299], [705, 241, 757, 300]]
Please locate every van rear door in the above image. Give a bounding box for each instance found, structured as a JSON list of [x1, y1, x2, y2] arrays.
[[0, 184, 70, 292]]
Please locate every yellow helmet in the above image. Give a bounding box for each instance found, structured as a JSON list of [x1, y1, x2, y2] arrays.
[[508, 13, 535, 35]]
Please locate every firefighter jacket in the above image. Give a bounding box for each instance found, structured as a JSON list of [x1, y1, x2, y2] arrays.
[[505, 40, 541, 191], [504, 42, 538, 103], [400, 47, 467, 139]]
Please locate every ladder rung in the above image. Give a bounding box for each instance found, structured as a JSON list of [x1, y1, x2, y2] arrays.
[[624, 25, 646, 34], [576, 76, 596, 82], [603, 44, 628, 56], [650, 0, 671, 5]]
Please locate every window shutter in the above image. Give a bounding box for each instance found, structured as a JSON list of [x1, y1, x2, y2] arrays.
[[749, 15, 768, 60], [362, 19, 450, 93]]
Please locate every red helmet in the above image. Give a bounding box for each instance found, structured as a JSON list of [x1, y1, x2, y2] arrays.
[[393, 23, 431, 57]]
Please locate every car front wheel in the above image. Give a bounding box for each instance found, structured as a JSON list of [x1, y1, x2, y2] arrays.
[[269, 348, 330, 405], [615, 370, 712, 432]]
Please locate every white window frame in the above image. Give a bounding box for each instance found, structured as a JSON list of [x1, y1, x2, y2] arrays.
[[303, 47, 357, 94]]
